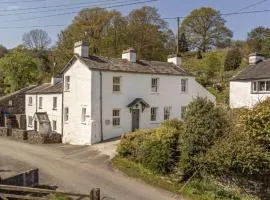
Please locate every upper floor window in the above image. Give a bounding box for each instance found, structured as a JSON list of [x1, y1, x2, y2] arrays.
[[113, 76, 121, 92], [28, 96, 33, 106], [151, 78, 159, 93], [252, 80, 270, 93], [64, 107, 69, 122], [39, 97, 43, 109], [53, 97, 57, 110], [81, 107, 87, 123], [65, 76, 70, 91], [150, 107, 158, 121], [164, 106, 172, 120], [112, 109, 120, 127], [181, 79, 188, 93]]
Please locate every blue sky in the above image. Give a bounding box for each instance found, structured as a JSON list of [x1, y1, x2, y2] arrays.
[[0, 0, 270, 49]]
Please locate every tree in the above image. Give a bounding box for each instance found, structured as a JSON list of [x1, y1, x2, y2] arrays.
[[178, 32, 189, 53], [247, 26, 270, 53], [224, 48, 242, 71], [22, 29, 51, 51], [0, 50, 39, 93], [180, 7, 233, 58], [0, 45, 8, 58], [262, 33, 270, 58]]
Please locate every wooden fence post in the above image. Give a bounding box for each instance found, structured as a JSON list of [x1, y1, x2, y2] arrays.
[[90, 188, 100, 200]]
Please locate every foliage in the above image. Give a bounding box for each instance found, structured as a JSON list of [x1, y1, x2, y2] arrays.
[[48, 194, 71, 200], [261, 32, 270, 58], [161, 119, 184, 130], [224, 48, 242, 71], [23, 29, 52, 51], [0, 44, 8, 58], [0, 50, 39, 93], [180, 7, 232, 56], [247, 26, 270, 53], [179, 97, 229, 178], [178, 32, 189, 53]]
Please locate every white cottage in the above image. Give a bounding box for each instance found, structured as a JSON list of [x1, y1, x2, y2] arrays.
[[25, 78, 63, 134], [230, 53, 270, 108], [61, 41, 215, 145]]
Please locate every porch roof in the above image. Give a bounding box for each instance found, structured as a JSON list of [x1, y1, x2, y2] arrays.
[[127, 98, 150, 108]]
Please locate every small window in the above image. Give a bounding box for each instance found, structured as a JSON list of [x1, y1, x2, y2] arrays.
[[112, 109, 120, 126], [53, 97, 57, 110], [8, 100, 13, 107], [28, 116, 33, 127], [39, 97, 43, 109], [252, 81, 257, 92], [181, 106, 187, 119], [52, 120, 57, 131], [81, 108, 87, 123], [113, 76, 121, 92], [150, 107, 158, 121], [181, 79, 188, 93], [151, 78, 159, 93], [164, 106, 171, 120], [28, 96, 33, 106], [64, 107, 69, 122], [259, 81, 265, 92], [65, 76, 70, 91]]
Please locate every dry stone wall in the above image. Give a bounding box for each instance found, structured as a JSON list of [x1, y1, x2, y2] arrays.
[[11, 129, 27, 141]]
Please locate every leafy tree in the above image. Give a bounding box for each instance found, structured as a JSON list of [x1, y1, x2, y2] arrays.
[[0, 45, 8, 58], [262, 33, 270, 58], [22, 29, 51, 51], [180, 7, 232, 58], [247, 26, 270, 53], [224, 48, 242, 71], [178, 32, 189, 53], [0, 50, 39, 93]]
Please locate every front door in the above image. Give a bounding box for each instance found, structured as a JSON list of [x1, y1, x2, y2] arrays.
[[34, 120, 37, 131], [132, 109, 140, 131]]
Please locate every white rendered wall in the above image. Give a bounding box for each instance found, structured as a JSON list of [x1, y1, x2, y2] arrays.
[[230, 81, 270, 108]]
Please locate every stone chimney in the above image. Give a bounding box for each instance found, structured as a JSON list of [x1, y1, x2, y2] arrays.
[[74, 41, 89, 58], [249, 53, 264, 65], [122, 48, 136, 63], [167, 54, 182, 66], [51, 77, 62, 86]]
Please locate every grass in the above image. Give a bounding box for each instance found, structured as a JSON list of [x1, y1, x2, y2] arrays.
[[112, 156, 258, 200]]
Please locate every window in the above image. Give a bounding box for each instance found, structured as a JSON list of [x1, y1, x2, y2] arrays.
[[150, 107, 158, 121], [113, 76, 121, 92], [65, 76, 70, 91], [28, 116, 33, 127], [252, 81, 257, 92], [81, 108, 87, 123], [28, 96, 33, 106], [181, 106, 187, 119], [53, 97, 57, 110], [64, 107, 69, 122], [112, 109, 120, 126], [181, 79, 188, 93], [39, 97, 43, 109], [164, 106, 171, 120], [151, 78, 159, 93], [52, 120, 57, 131], [8, 100, 13, 107], [252, 80, 270, 93]]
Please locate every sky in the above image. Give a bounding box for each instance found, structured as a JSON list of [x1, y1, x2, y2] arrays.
[[0, 0, 270, 49]]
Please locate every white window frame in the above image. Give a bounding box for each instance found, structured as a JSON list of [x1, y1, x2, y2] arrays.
[[39, 97, 43, 109], [151, 78, 159, 93], [252, 80, 270, 93], [52, 120, 57, 131], [64, 107, 69, 122], [113, 76, 121, 93], [28, 116, 33, 127], [150, 107, 158, 121], [81, 107, 87, 123], [112, 109, 121, 127], [181, 79, 188, 93], [164, 106, 172, 120], [8, 100, 13, 107], [28, 96, 33, 106], [181, 106, 187, 119], [65, 76, 70, 91]]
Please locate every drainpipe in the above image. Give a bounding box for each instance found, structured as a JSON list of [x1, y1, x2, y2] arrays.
[[100, 71, 104, 142], [61, 92, 64, 135]]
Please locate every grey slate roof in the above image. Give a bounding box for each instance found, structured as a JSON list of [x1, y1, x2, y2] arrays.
[[26, 82, 63, 94], [0, 85, 37, 102], [34, 112, 50, 123], [127, 98, 150, 108], [231, 60, 270, 81], [62, 55, 192, 76]]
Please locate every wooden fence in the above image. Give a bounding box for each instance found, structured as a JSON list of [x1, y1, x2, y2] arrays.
[[0, 184, 101, 200]]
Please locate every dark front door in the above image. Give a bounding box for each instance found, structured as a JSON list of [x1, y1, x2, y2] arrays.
[[132, 109, 140, 131], [34, 120, 37, 131]]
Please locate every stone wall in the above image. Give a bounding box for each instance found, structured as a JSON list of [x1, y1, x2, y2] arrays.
[[0, 127, 11, 137], [27, 131, 62, 144], [11, 129, 27, 141]]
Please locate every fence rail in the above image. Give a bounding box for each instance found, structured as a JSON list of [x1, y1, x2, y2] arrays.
[[0, 184, 100, 200]]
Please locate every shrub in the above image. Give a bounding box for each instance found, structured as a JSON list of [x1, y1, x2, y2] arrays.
[[161, 119, 184, 131], [224, 48, 242, 71], [179, 97, 230, 178]]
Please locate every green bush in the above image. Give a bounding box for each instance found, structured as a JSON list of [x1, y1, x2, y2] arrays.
[[161, 119, 184, 131], [179, 97, 230, 178]]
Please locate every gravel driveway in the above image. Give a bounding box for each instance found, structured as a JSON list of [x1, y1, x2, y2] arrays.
[[0, 137, 182, 200]]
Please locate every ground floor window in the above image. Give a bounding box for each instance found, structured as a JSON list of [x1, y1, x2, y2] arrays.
[[112, 109, 120, 127], [181, 106, 187, 119], [81, 108, 87, 123], [252, 80, 270, 93], [28, 116, 33, 127], [164, 106, 172, 120], [150, 107, 158, 121], [52, 120, 57, 131], [64, 107, 69, 122]]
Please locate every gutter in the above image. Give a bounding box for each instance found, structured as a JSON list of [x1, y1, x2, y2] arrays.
[[100, 71, 104, 142]]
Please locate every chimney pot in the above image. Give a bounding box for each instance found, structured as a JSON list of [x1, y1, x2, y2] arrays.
[[51, 77, 62, 86], [249, 53, 264, 65], [167, 54, 182, 66], [74, 41, 89, 58], [122, 48, 136, 63]]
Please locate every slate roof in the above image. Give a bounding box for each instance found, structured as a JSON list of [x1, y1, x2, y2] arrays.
[[26, 82, 63, 94], [0, 85, 37, 102], [62, 55, 192, 76], [127, 98, 150, 108], [231, 60, 270, 81], [34, 112, 50, 123]]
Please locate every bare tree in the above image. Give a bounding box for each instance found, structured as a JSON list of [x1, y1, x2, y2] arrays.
[[22, 29, 51, 50]]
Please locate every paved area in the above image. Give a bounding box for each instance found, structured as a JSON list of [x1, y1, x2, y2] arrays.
[[0, 137, 183, 200]]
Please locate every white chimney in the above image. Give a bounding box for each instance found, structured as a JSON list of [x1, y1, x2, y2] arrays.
[[122, 48, 136, 63], [74, 41, 89, 58], [167, 54, 182, 66], [51, 77, 62, 86], [249, 53, 264, 65]]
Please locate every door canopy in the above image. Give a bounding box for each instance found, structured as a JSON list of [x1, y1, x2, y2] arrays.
[[127, 98, 150, 112]]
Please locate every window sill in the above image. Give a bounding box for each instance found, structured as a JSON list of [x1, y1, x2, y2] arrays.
[[81, 122, 86, 125], [39, 108, 43, 109], [52, 108, 57, 111], [112, 92, 122, 95], [150, 92, 160, 95], [112, 125, 121, 128], [28, 125, 33, 128], [251, 91, 270, 94], [28, 105, 32, 106]]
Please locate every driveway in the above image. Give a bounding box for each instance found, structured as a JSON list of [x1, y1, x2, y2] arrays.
[[0, 137, 182, 200]]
